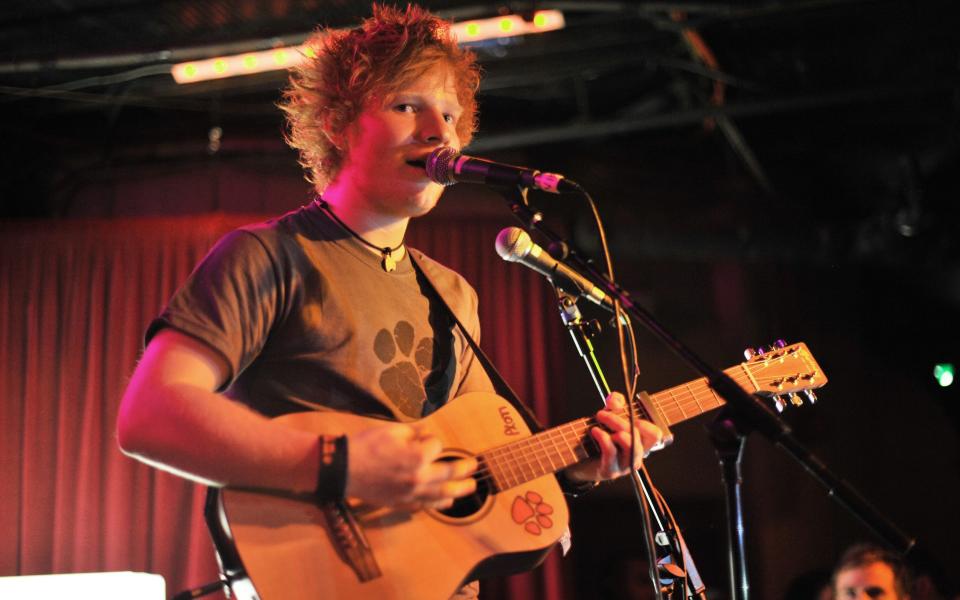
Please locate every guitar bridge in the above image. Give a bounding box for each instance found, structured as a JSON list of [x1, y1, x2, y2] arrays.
[[321, 500, 382, 582]]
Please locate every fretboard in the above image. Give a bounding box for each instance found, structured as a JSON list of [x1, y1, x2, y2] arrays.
[[479, 416, 597, 493], [479, 366, 744, 492], [646, 373, 729, 428]]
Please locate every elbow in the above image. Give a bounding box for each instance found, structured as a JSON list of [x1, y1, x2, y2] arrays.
[[115, 411, 139, 456], [116, 388, 157, 458]]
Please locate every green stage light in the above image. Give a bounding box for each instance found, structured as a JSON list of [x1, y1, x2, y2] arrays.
[[933, 363, 954, 387]]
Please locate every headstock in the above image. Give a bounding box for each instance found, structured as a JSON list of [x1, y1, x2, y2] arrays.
[[742, 340, 827, 412]]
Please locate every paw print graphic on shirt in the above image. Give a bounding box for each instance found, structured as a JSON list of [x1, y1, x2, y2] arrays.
[[511, 490, 554, 535], [374, 321, 434, 417]]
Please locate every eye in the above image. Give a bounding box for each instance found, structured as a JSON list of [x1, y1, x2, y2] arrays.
[[394, 103, 416, 114], [443, 114, 456, 124]]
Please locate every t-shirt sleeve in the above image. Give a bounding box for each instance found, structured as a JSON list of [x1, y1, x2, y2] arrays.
[[146, 229, 282, 390]]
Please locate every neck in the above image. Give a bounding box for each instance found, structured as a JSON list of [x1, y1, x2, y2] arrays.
[[319, 184, 409, 250]]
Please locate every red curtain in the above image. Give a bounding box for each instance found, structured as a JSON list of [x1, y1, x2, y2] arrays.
[[0, 213, 569, 599]]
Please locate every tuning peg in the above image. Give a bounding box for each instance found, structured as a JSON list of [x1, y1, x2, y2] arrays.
[[788, 392, 803, 407], [743, 348, 757, 360], [772, 396, 786, 413], [803, 389, 817, 404], [773, 339, 787, 349]]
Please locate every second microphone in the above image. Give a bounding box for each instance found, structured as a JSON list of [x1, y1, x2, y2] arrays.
[[495, 227, 612, 310]]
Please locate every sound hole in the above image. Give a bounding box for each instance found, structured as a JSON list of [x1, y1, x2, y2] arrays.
[[435, 455, 491, 519]]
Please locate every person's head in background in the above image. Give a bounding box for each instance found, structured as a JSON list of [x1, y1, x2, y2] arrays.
[[832, 544, 911, 600]]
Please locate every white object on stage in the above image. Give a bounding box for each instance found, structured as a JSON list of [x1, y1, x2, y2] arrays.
[[0, 571, 165, 599]]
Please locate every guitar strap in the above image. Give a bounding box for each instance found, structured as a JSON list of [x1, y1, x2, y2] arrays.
[[408, 249, 545, 435]]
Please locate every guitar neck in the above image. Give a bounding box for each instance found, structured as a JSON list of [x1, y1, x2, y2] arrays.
[[479, 367, 739, 493], [646, 373, 729, 428], [479, 340, 827, 493], [479, 415, 593, 493]]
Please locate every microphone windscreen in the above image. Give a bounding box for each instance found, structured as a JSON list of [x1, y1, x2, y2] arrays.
[[425, 146, 459, 186], [494, 227, 532, 262]]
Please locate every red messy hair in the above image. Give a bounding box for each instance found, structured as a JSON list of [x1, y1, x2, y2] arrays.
[[280, 4, 481, 190]]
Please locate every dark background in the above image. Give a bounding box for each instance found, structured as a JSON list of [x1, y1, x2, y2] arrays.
[[2, 1, 958, 598]]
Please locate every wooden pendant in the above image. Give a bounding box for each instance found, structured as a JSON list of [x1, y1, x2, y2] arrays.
[[381, 252, 396, 272]]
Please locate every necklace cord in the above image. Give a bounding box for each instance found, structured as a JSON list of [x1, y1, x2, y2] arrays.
[[315, 197, 404, 271], [315, 198, 403, 254]]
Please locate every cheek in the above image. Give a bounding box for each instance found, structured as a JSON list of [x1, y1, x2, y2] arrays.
[[346, 130, 386, 166], [369, 122, 407, 155], [347, 114, 386, 147], [448, 131, 462, 151], [452, 122, 468, 148]]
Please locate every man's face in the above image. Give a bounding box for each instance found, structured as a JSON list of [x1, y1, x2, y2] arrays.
[[834, 561, 905, 600], [337, 61, 463, 218]]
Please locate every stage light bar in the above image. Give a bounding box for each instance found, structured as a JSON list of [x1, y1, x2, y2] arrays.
[[172, 46, 316, 83], [452, 10, 565, 43], [172, 10, 564, 84]]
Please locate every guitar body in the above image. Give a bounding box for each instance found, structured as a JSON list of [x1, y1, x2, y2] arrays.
[[210, 392, 569, 600]]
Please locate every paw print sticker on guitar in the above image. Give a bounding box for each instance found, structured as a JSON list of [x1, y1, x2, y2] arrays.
[[511, 490, 554, 535], [374, 321, 434, 417]]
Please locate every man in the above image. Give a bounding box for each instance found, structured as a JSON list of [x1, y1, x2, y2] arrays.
[[117, 4, 662, 598], [832, 544, 911, 600]]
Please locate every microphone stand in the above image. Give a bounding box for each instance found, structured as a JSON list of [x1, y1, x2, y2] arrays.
[[556, 287, 707, 600], [496, 184, 916, 600], [708, 414, 750, 600]]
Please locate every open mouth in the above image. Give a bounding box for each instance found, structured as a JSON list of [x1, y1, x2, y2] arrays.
[[405, 159, 427, 170]]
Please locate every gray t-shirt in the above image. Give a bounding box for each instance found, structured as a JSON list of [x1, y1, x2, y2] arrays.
[[147, 201, 494, 421]]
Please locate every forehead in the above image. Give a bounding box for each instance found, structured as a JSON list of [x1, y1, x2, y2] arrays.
[[835, 562, 897, 592], [380, 62, 461, 105]]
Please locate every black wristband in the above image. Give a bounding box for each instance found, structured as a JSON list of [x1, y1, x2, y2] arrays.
[[314, 434, 348, 503]]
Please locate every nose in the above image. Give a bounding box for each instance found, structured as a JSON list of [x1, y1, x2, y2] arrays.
[[417, 108, 452, 146]]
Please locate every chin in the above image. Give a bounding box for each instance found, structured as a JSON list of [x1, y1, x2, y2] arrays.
[[408, 198, 440, 218], [405, 186, 444, 216]]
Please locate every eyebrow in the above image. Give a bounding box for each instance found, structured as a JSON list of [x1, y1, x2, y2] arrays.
[[388, 91, 462, 112]]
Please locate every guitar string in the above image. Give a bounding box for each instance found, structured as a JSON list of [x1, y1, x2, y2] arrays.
[[436, 351, 815, 488], [471, 420, 596, 488], [473, 398, 746, 488], [472, 369, 813, 484], [464, 367, 816, 489], [647, 367, 809, 421], [471, 353, 816, 485], [650, 364, 817, 423]]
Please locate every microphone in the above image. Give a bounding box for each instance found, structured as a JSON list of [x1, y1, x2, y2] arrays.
[[426, 146, 580, 194], [495, 227, 612, 310]]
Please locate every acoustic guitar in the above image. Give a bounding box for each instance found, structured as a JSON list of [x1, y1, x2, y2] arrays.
[[206, 342, 826, 599]]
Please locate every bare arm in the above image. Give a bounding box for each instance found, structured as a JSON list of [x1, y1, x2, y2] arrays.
[[117, 328, 476, 505], [116, 328, 322, 493]]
